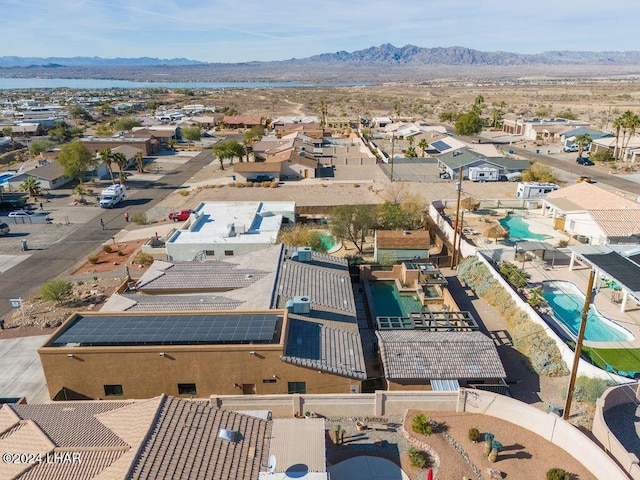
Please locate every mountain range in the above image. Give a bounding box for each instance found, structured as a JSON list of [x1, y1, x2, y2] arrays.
[[2, 44, 640, 68]]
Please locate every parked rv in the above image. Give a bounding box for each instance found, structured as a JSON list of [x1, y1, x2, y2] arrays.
[[515, 182, 559, 199], [99, 184, 126, 208], [468, 166, 499, 182]]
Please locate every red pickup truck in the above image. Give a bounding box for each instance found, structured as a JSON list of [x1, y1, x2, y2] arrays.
[[168, 209, 193, 222]]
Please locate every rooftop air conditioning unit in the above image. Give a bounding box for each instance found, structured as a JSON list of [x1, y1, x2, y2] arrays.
[[291, 296, 311, 314], [296, 247, 312, 262]]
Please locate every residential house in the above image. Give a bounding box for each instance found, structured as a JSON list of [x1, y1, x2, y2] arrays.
[[223, 115, 263, 129], [165, 201, 295, 261], [131, 125, 181, 146], [542, 182, 640, 245], [437, 149, 530, 180], [38, 244, 367, 399], [6, 161, 71, 190], [0, 394, 276, 480], [591, 135, 640, 163], [374, 230, 434, 263], [502, 115, 589, 141], [80, 135, 159, 156]]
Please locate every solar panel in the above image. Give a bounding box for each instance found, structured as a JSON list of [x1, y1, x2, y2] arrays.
[[431, 140, 451, 152], [51, 313, 280, 347], [584, 252, 640, 292]]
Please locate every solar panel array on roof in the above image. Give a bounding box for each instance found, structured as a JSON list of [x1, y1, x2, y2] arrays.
[[51, 313, 279, 347], [583, 252, 640, 292], [431, 140, 451, 152]]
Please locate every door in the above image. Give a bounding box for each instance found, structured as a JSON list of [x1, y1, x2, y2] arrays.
[[242, 383, 256, 395]]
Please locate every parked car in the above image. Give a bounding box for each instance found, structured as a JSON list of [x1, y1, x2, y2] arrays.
[[8, 210, 35, 217], [563, 144, 579, 153], [168, 209, 193, 222], [576, 157, 592, 165], [582, 159, 594, 166], [248, 174, 274, 183], [0, 222, 10, 236]]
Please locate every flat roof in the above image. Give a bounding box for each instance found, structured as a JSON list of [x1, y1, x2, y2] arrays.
[[169, 201, 295, 246], [49, 312, 282, 347]]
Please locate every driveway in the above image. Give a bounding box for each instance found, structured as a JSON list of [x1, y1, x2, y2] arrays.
[[0, 335, 49, 403], [328, 456, 410, 480]]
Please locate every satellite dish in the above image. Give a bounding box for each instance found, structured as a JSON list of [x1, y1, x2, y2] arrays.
[[268, 455, 277, 473]]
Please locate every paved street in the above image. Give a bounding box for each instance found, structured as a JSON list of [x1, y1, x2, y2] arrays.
[[0, 150, 215, 318]]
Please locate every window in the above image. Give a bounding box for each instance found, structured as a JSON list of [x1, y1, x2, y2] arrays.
[[104, 384, 123, 397], [224, 250, 234, 256], [178, 383, 197, 395], [569, 220, 575, 229], [288, 381, 306, 394], [262, 378, 277, 384], [205, 250, 215, 257]]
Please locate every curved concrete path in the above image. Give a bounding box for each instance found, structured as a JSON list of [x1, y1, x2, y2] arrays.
[[328, 456, 410, 480]]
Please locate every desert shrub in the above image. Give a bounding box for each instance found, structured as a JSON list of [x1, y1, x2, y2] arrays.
[[277, 225, 327, 252], [468, 427, 481, 442], [546, 468, 570, 480], [88, 255, 100, 264], [556, 239, 569, 248], [572, 376, 614, 404], [407, 447, 427, 468], [177, 189, 190, 196], [40, 279, 73, 304], [261, 181, 271, 187], [353, 183, 360, 188], [412, 414, 432, 436], [133, 252, 154, 266], [458, 256, 568, 377], [132, 212, 147, 225], [117, 250, 126, 256], [269, 181, 278, 188], [102, 245, 113, 254], [228, 182, 236, 188]]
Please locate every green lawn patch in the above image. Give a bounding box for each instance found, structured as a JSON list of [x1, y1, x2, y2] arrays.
[[583, 347, 640, 374]]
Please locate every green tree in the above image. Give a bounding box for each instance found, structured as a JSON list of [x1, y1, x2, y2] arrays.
[[438, 110, 457, 122], [134, 151, 144, 173], [471, 94, 484, 115], [1, 126, 12, 138], [213, 142, 230, 170], [68, 106, 92, 125], [591, 148, 614, 163], [573, 133, 592, 158], [244, 125, 265, 144], [19, 177, 42, 199], [48, 121, 81, 143], [329, 204, 379, 254], [620, 110, 640, 160], [167, 139, 177, 150], [57, 141, 95, 184], [99, 148, 116, 184], [182, 125, 202, 142], [417, 138, 428, 157], [113, 116, 141, 132], [556, 110, 577, 120], [40, 279, 73, 304], [29, 139, 53, 156], [405, 146, 418, 158], [95, 124, 114, 136], [277, 225, 328, 252], [522, 163, 556, 183], [455, 112, 483, 136], [213, 140, 245, 168], [111, 152, 129, 185]]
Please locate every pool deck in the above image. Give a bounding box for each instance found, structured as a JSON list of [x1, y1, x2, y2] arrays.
[[523, 260, 640, 349]]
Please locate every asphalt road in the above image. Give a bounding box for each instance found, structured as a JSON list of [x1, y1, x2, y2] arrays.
[[503, 145, 640, 196], [0, 150, 215, 318]]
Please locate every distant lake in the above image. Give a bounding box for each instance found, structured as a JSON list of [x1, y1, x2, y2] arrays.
[[0, 77, 370, 90]]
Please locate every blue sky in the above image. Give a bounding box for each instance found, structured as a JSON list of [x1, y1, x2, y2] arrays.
[[1, 0, 636, 62]]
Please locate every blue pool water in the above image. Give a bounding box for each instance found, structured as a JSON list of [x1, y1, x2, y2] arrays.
[[319, 233, 336, 251], [543, 281, 632, 343], [0, 173, 14, 184], [369, 280, 424, 317], [499, 215, 551, 241]]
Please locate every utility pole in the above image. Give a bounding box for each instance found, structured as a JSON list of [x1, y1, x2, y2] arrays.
[[454, 211, 464, 268], [450, 166, 463, 269], [563, 269, 596, 420], [390, 134, 395, 182]]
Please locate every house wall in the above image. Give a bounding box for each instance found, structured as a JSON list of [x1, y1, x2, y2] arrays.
[[375, 248, 429, 264], [166, 241, 275, 262], [281, 162, 315, 179], [564, 212, 603, 244], [39, 343, 356, 400]]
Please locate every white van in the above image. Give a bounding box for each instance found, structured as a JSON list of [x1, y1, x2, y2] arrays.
[[99, 184, 126, 208]]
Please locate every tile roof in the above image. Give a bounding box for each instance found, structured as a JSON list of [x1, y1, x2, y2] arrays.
[[376, 230, 431, 249], [129, 396, 271, 480], [438, 149, 530, 171], [12, 402, 133, 448], [282, 319, 366, 380], [112, 293, 244, 312], [233, 162, 282, 173], [376, 331, 506, 380], [136, 261, 268, 290], [21, 450, 128, 480], [546, 183, 640, 211], [589, 209, 640, 238], [0, 421, 56, 480], [276, 250, 355, 315]]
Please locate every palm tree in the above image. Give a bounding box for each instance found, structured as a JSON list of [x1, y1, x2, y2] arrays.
[[613, 116, 624, 160], [111, 152, 128, 185], [213, 143, 229, 170], [574, 133, 592, 158], [621, 111, 640, 161], [134, 151, 144, 173], [19, 177, 41, 199], [417, 138, 428, 157], [99, 148, 115, 183]]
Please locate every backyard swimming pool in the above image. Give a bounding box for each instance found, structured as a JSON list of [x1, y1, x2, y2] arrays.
[[0, 173, 14, 184], [369, 280, 424, 317], [499, 215, 552, 241], [319, 233, 336, 251], [542, 281, 633, 343]]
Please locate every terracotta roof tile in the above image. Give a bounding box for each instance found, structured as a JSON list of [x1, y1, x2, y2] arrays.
[[0, 404, 21, 433], [0, 421, 56, 480], [20, 450, 127, 480]]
